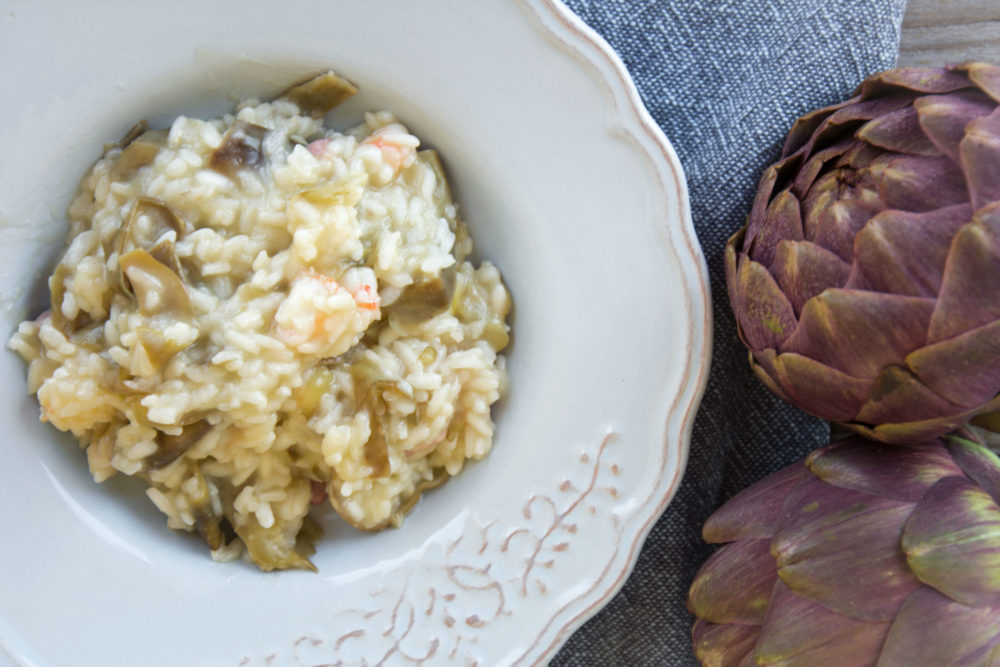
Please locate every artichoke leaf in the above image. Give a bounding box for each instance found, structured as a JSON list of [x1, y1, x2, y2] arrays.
[[691, 620, 759, 667], [687, 537, 776, 625], [702, 463, 808, 543], [780, 289, 934, 380], [878, 586, 1000, 667], [233, 517, 318, 572], [914, 92, 996, 162], [773, 476, 921, 622], [857, 105, 942, 156], [902, 476, 1000, 608], [806, 438, 961, 502], [49, 262, 95, 335], [926, 202, 1000, 344], [209, 120, 268, 177], [134, 326, 192, 374], [278, 71, 357, 117], [145, 420, 212, 470], [959, 109, 1000, 211], [298, 172, 367, 207], [846, 204, 972, 297], [765, 351, 871, 422], [111, 128, 167, 181], [387, 266, 456, 326], [217, 480, 319, 572], [946, 436, 1000, 507], [117, 197, 188, 257], [753, 580, 891, 666], [118, 248, 192, 318], [733, 257, 797, 351]]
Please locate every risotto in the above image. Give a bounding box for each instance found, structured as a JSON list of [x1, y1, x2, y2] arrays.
[[8, 73, 511, 571]]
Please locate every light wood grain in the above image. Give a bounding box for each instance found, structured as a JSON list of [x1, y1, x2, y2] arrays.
[[899, 0, 1000, 67]]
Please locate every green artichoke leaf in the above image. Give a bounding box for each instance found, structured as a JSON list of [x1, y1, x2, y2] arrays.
[[753, 580, 891, 666], [688, 537, 776, 625], [772, 476, 921, 622], [902, 476, 1000, 608], [946, 436, 1000, 507], [806, 438, 962, 502], [278, 71, 357, 118], [691, 619, 758, 667], [877, 586, 1000, 667]]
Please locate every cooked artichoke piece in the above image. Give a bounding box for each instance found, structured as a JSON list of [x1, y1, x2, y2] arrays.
[[298, 173, 367, 207], [118, 248, 192, 317], [294, 366, 334, 416], [279, 71, 357, 117], [117, 120, 150, 148], [231, 513, 318, 572], [135, 326, 192, 373], [208, 120, 268, 177], [363, 415, 391, 479], [49, 263, 94, 335], [451, 271, 510, 350], [387, 266, 456, 326], [121, 197, 186, 244], [111, 128, 167, 182], [146, 420, 211, 470]]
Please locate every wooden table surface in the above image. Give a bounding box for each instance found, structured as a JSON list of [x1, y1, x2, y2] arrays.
[[900, 0, 1000, 67]]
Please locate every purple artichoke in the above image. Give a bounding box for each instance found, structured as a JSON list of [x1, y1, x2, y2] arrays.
[[688, 435, 1000, 666], [726, 62, 1000, 443]]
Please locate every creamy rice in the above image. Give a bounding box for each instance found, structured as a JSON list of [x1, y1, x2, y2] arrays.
[[8, 73, 511, 570]]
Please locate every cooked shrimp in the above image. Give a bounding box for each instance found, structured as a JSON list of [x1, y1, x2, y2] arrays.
[[274, 267, 380, 357], [362, 125, 417, 179]]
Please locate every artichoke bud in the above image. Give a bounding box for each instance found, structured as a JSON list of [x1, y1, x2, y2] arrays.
[[726, 62, 1000, 444], [688, 434, 1000, 665]]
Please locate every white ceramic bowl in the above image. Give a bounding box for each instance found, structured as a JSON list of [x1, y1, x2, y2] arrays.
[[0, 1, 710, 664]]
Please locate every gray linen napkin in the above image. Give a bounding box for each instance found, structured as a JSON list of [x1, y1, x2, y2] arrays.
[[552, 1, 906, 664]]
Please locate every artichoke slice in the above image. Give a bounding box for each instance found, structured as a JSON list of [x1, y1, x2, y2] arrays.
[[279, 71, 357, 117], [209, 120, 268, 177], [145, 420, 211, 470], [111, 127, 167, 182], [230, 511, 319, 573], [387, 266, 456, 326], [117, 197, 188, 255], [118, 248, 192, 318]]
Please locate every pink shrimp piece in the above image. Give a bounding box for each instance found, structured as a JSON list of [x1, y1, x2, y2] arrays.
[[307, 138, 331, 157], [362, 125, 417, 175], [274, 268, 381, 356]]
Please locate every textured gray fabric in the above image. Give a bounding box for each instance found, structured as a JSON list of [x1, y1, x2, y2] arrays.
[[552, 1, 906, 665]]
